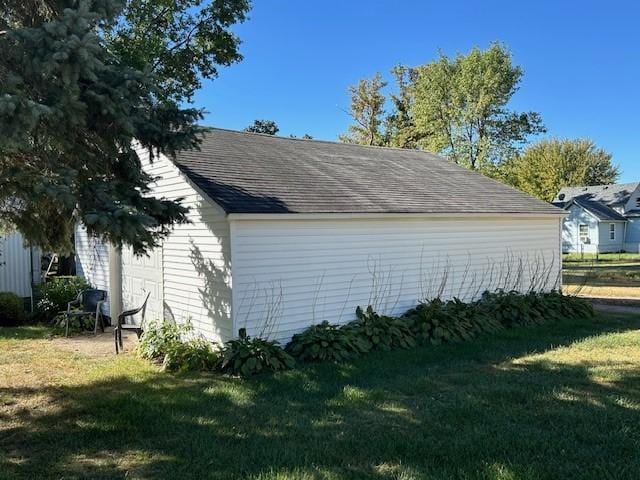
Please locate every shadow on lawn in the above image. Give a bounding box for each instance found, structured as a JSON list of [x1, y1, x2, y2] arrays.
[[2, 317, 640, 479]]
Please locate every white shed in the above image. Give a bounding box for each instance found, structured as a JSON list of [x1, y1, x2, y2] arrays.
[[76, 129, 565, 344]]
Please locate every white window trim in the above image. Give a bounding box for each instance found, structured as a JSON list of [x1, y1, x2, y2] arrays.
[[610, 223, 616, 240]]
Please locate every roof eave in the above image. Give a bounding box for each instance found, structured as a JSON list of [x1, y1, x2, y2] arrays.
[[227, 211, 567, 221]]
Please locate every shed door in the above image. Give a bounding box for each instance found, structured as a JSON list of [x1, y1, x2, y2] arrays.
[[121, 245, 163, 323]]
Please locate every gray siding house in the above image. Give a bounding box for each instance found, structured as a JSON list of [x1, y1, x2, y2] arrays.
[[553, 182, 640, 254]]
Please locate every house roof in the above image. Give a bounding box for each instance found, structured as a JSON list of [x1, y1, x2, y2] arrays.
[[554, 182, 639, 206], [570, 198, 628, 221], [171, 128, 563, 216]]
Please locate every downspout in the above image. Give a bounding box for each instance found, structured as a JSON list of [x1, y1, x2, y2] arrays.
[[622, 221, 628, 253], [29, 245, 34, 312], [108, 244, 123, 325]]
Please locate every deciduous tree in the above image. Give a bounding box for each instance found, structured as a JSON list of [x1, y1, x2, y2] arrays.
[[339, 73, 387, 146], [245, 119, 279, 135], [498, 138, 619, 201], [411, 43, 545, 169]]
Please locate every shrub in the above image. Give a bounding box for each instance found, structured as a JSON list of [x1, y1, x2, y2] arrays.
[[476, 290, 594, 328], [347, 305, 416, 351], [219, 328, 295, 376], [0, 292, 25, 327], [53, 312, 96, 333], [286, 321, 370, 362], [138, 320, 219, 372], [138, 320, 193, 361], [162, 338, 219, 373], [404, 298, 503, 345], [35, 276, 91, 321]]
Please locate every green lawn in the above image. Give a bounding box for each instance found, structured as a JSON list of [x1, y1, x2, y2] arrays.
[[563, 252, 640, 264], [2, 315, 640, 479]]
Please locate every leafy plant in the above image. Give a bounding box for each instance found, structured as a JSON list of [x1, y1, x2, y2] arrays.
[[286, 321, 370, 362], [348, 306, 416, 351], [53, 312, 96, 334], [34, 277, 91, 321], [0, 292, 25, 327], [404, 298, 503, 345], [137, 320, 193, 361], [138, 320, 218, 372], [162, 338, 219, 373], [219, 328, 295, 377], [475, 290, 594, 328]]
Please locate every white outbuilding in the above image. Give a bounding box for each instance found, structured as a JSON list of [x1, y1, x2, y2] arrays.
[[76, 128, 565, 343]]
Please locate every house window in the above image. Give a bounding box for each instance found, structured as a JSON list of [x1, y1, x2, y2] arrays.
[[636, 197, 640, 208], [610, 223, 616, 240], [579, 224, 589, 243]]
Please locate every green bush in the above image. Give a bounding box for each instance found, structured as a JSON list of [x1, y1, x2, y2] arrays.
[[219, 328, 295, 376], [476, 290, 594, 328], [286, 321, 370, 362], [138, 320, 218, 372], [35, 276, 91, 321], [347, 305, 416, 351], [162, 338, 219, 373], [53, 312, 96, 333], [404, 298, 503, 345], [138, 320, 193, 360], [0, 292, 25, 327]]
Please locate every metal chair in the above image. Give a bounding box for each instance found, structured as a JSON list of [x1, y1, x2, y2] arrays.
[[114, 292, 151, 354], [65, 289, 107, 337]]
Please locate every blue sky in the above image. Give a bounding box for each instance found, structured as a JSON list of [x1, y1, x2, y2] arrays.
[[193, 0, 639, 182]]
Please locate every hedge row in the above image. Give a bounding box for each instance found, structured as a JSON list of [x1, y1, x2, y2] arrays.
[[139, 290, 595, 377]]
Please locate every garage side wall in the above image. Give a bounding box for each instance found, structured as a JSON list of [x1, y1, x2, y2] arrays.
[[230, 216, 562, 343], [135, 149, 233, 343]]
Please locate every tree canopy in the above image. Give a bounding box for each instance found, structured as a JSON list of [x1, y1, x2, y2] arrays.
[[495, 139, 619, 201], [340, 44, 545, 170], [244, 119, 279, 135], [410, 43, 545, 170], [104, 0, 249, 103], [0, 0, 249, 254], [339, 73, 387, 146]]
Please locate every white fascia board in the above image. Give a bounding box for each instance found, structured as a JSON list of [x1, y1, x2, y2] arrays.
[[227, 211, 567, 222]]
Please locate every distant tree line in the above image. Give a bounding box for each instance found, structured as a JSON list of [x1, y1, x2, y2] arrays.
[[339, 42, 619, 200]]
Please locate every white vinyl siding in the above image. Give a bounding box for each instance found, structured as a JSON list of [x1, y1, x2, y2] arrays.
[[136, 149, 233, 343], [74, 224, 110, 312], [0, 231, 39, 298], [230, 216, 562, 343]]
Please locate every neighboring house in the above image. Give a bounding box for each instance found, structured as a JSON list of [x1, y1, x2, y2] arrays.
[[552, 182, 640, 254], [0, 231, 41, 306], [76, 128, 564, 343]]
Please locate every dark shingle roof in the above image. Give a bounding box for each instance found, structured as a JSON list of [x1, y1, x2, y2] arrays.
[[171, 128, 563, 215], [572, 198, 627, 221], [554, 182, 639, 206]]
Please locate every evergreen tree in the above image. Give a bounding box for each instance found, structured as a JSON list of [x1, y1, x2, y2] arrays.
[[0, 0, 248, 254]]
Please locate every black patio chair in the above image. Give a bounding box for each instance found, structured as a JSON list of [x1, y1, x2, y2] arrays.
[[65, 289, 107, 337], [114, 292, 151, 354]]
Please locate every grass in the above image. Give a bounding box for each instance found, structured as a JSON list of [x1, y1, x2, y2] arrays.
[[2, 315, 640, 479], [563, 252, 640, 264], [563, 284, 640, 298], [563, 259, 640, 298]]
